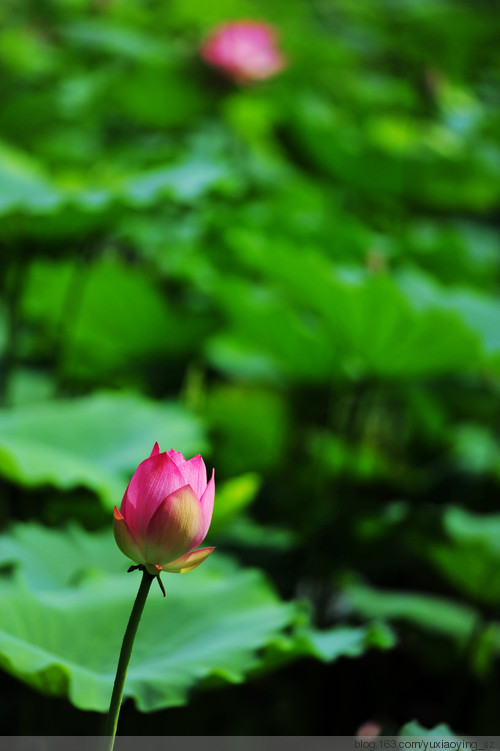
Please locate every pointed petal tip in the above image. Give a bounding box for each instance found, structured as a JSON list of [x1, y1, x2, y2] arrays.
[[167, 448, 186, 464], [150, 442, 161, 457], [113, 506, 124, 520]]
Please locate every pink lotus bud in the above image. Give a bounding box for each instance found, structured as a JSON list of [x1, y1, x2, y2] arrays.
[[113, 443, 215, 575], [200, 21, 286, 84]]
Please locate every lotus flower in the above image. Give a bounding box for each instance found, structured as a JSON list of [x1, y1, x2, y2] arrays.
[[200, 21, 286, 84], [113, 444, 215, 575]]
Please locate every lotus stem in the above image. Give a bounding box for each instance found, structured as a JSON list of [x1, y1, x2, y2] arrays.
[[103, 568, 155, 751]]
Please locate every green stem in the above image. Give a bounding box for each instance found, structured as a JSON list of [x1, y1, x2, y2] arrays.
[[103, 569, 155, 751]]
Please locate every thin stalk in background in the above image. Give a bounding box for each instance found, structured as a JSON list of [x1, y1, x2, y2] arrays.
[[0, 253, 25, 405], [52, 236, 99, 395]]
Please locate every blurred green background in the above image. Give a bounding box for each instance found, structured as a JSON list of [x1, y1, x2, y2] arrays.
[[1, 0, 500, 736]]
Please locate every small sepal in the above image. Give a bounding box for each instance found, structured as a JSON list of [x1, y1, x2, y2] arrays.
[[127, 564, 145, 573], [157, 575, 166, 597]]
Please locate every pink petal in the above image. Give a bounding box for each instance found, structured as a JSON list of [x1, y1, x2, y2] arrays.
[[121, 452, 186, 537], [198, 469, 215, 543], [143, 484, 204, 566], [113, 507, 146, 565], [167, 448, 186, 467], [166, 451, 207, 499], [182, 455, 208, 498], [150, 442, 160, 457], [162, 547, 216, 574], [201, 21, 285, 83]]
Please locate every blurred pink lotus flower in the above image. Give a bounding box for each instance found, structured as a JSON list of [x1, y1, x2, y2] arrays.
[[201, 21, 286, 84], [114, 443, 215, 575], [356, 721, 382, 737]]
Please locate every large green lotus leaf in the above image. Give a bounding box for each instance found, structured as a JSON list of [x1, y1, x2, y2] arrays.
[[121, 159, 226, 205], [397, 268, 500, 364], [443, 506, 500, 552], [342, 580, 493, 645], [0, 141, 61, 214], [399, 720, 457, 737], [0, 563, 294, 712], [347, 582, 500, 676], [229, 234, 483, 377], [287, 94, 500, 212], [451, 424, 500, 478], [61, 20, 168, 63], [218, 240, 484, 381], [0, 392, 205, 506], [0, 140, 226, 216], [0, 524, 392, 711], [0, 523, 125, 590], [293, 621, 395, 661], [207, 276, 336, 383], [71, 156, 227, 210], [429, 507, 500, 605], [401, 220, 500, 290], [22, 258, 211, 379], [332, 272, 483, 378]]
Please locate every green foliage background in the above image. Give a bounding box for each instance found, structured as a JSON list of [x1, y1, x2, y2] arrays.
[[1, 0, 500, 736]]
